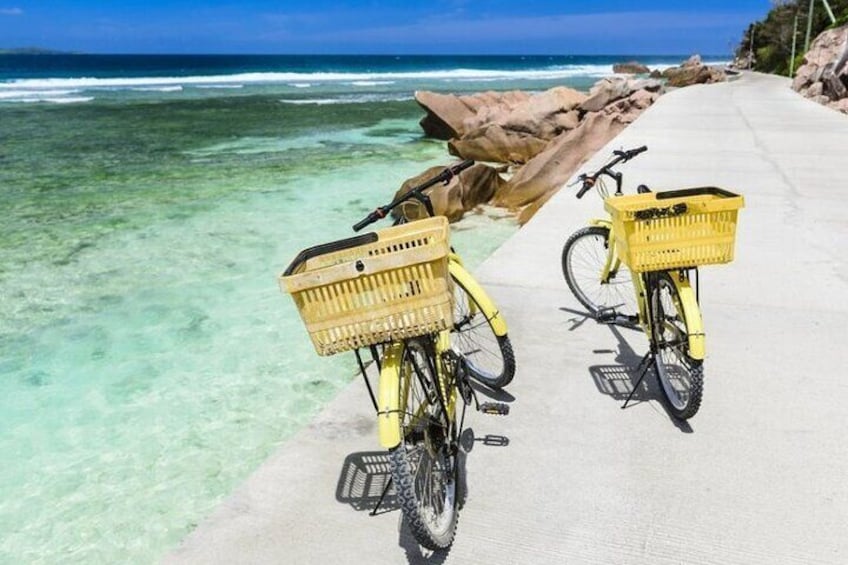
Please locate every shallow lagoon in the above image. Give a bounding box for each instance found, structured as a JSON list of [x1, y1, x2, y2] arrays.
[[1, 53, 723, 561], [0, 92, 515, 562]]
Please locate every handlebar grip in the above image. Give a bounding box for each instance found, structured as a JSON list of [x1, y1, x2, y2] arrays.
[[451, 159, 474, 174], [440, 159, 475, 184], [576, 181, 592, 199], [352, 215, 374, 232], [354, 208, 386, 231], [616, 145, 648, 160]]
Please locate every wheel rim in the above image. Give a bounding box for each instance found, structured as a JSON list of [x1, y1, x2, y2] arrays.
[[450, 281, 504, 382], [653, 278, 695, 411], [565, 229, 637, 316], [400, 343, 456, 538]]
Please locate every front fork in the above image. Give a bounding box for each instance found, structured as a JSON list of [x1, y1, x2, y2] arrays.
[[375, 254, 508, 449], [590, 218, 705, 361], [376, 332, 458, 449]]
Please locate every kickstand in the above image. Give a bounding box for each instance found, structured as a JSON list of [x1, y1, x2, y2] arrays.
[[621, 352, 654, 410], [370, 476, 393, 516]]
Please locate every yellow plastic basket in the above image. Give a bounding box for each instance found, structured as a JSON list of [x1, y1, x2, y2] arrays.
[[279, 216, 452, 356], [604, 187, 744, 273]]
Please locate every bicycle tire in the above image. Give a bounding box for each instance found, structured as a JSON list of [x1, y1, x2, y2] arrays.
[[650, 273, 704, 420], [389, 339, 459, 550], [450, 275, 515, 389], [562, 226, 638, 319]]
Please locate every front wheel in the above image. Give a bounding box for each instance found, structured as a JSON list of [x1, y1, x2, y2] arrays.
[[450, 276, 515, 389], [390, 339, 458, 550], [650, 273, 704, 420], [562, 226, 638, 319]]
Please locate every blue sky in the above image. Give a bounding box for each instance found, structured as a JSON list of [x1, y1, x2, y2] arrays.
[[0, 1, 770, 55]]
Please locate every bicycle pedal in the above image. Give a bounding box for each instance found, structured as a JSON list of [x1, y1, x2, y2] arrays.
[[479, 402, 510, 416], [596, 309, 617, 324]]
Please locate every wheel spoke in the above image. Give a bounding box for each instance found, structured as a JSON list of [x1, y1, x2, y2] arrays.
[[450, 276, 515, 388], [563, 227, 638, 319], [651, 275, 704, 419], [390, 340, 458, 549]]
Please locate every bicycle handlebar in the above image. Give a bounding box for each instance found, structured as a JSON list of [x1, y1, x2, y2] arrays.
[[614, 145, 647, 160], [576, 176, 595, 199], [352, 207, 389, 232], [575, 145, 647, 199], [353, 159, 475, 231]]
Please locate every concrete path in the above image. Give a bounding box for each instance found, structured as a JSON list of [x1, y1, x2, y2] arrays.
[[165, 73, 848, 564]]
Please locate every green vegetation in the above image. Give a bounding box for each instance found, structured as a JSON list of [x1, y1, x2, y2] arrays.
[[736, 0, 848, 76]]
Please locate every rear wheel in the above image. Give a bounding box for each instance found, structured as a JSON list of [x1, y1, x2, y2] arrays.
[[389, 339, 458, 550], [562, 226, 638, 319], [650, 273, 704, 420], [450, 276, 515, 388]]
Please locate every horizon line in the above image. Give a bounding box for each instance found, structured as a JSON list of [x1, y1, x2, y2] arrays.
[[0, 50, 731, 58]]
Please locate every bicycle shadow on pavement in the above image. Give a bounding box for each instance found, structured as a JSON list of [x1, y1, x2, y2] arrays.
[[335, 450, 399, 514], [589, 325, 654, 404], [336, 426, 510, 563], [335, 450, 458, 563], [469, 380, 516, 403], [562, 306, 693, 432]]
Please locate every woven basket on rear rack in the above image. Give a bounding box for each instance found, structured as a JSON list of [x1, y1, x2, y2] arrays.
[[279, 216, 452, 356], [605, 187, 745, 273]]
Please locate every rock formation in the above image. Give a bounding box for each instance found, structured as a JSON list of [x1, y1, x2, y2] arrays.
[[613, 61, 651, 74], [661, 54, 727, 87], [437, 87, 588, 163], [792, 24, 848, 114], [493, 112, 629, 211], [400, 55, 726, 225], [416, 90, 530, 139], [392, 163, 505, 222]]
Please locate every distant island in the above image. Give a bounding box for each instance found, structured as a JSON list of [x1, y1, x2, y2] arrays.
[[0, 47, 74, 55]]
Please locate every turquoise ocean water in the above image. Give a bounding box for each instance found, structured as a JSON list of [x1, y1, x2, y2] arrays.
[[0, 54, 725, 563]]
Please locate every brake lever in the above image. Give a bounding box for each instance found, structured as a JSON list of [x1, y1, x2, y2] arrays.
[[567, 173, 587, 188]]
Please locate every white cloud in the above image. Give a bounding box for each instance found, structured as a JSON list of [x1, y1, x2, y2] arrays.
[[0, 7, 23, 16]]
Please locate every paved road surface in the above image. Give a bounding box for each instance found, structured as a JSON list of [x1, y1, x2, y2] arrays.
[[165, 73, 848, 564]]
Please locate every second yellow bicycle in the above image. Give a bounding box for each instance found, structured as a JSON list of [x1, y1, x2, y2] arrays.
[[562, 146, 744, 419]]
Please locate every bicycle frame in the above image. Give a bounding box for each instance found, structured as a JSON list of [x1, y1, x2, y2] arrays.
[[589, 218, 705, 360], [375, 256, 507, 449], [376, 332, 455, 448]]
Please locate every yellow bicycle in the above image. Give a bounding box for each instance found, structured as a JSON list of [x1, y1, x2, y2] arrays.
[[562, 146, 743, 419], [280, 161, 513, 549]]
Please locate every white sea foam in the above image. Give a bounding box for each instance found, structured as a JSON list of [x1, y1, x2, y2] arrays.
[[280, 94, 414, 105], [0, 65, 616, 93], [0, 64, 621, 104], [350, 80, 396, 86], [42, 96, 94, 104], [0, 89, 93, 103], [129, 85, 184, 92], [0, 89, 80, 100], [196, 84, 244, 89], [279, 98, 341, 105]]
